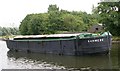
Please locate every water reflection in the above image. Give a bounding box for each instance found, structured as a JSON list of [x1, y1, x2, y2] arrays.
[[7, 50, 113, 69], [0, 41, 119, 69]]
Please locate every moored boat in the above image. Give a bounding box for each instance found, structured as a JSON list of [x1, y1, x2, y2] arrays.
[[6, 32, 112, 55]]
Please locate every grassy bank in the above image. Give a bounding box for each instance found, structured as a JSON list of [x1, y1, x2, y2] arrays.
[[0, 35, 15, 39], [112, 36, 120, 41]]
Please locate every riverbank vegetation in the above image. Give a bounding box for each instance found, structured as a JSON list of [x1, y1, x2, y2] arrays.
[[94, 2, 120, 36], [1, 1, 120, 40], [19, 1, 120, 37], [19, 5, 99, 35], [112, 36, 120, 41], [0, 26, 19, 36]]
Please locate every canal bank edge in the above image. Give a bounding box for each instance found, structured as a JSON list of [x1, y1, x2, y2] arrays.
[[112, 36, 120, 43]]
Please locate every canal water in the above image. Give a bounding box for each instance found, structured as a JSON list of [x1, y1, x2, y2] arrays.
[[0, 41, 119, 70]]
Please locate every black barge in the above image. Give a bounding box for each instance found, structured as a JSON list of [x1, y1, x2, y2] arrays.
[[6, 32, 112, 55]]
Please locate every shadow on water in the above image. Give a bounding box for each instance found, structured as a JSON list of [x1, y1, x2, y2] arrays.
[[4, 42, 119, 69], [111, 43, 119, 69], [0, 40, 117, 71], [7, 50, 114, 69]]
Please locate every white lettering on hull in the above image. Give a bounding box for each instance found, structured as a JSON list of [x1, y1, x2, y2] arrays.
[[88, 39, 104, 43]]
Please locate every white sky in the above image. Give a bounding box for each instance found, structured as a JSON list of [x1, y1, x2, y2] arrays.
[[0, 0, 100, 27]]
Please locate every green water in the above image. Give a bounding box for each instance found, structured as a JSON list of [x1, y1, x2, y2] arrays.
[[0, 41, 119, 70]]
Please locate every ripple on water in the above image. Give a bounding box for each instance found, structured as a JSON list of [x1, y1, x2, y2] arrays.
[[0, 41, 119, 69]]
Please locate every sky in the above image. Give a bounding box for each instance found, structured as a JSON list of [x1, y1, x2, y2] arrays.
[[0, 0, 100, 27]]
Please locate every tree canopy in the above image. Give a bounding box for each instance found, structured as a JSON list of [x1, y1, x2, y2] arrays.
[[0, 26, 19, 36], [19, 5, 99, 35], [94, 1, 120, 36]]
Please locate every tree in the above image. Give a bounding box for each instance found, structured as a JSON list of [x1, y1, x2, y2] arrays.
[[95, 1, 120, 36], [19, 4, 99, 35], [29, 13, 49, 35], [47, 5, 63, 33], [19, 14, 33, 35], [61, 13, 84, 32], [0, 27, 19, 36]]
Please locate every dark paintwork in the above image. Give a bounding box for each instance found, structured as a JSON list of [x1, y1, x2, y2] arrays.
[[6, 35, 112, 56]]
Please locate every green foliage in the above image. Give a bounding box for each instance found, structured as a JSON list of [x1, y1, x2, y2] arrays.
[[19, 4, 99, 35], [0, 27, 19, 36], [95, 1, 120, 36], [112, 36, 120, 41], [19, 14, 32, 35]]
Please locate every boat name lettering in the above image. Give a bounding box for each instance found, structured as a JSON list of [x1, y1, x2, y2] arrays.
[[88, 39, 103, 42]]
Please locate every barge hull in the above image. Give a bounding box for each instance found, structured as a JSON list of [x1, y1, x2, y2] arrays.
[[6, 35, 111, 55]]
